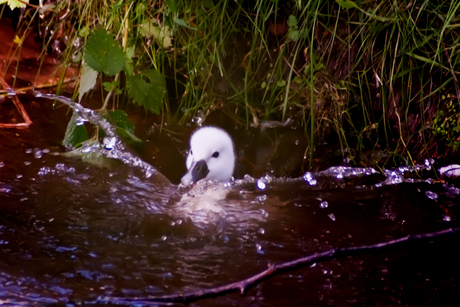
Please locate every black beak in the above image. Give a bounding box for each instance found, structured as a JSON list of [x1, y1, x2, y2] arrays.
[[191, 159, 209, 183]]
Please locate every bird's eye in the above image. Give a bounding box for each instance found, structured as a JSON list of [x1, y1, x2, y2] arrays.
[[212, 151, 219, 158]]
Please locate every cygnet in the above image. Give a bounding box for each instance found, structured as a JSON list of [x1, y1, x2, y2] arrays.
[[181, 126, 235, 186], [175, 127, 271, 227]]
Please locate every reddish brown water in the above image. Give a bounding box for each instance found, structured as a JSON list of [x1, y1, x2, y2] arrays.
[[1, 93, 460, 306]]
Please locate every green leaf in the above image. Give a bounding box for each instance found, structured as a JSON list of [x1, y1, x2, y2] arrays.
[[102, 81, 122, 95], [304, 64, 312, 75], [79, 26, 90, 37], [78, 62, 98, 102], [139, 20, 173, 48], [124, 46, 135, 76], [165, 0, 177, 13], [108, 110, 142, 143], [64, 139, 116, 169], [287, 15, 297, 28], [63, 110, 89, 148], [336, 0, 359, 9], [202, 0, 214, 9], [125, 46, 135, 59], [125, 59, 134, 76], [39, 3, 55, 14], [405, 51, 440, 66], [277, 80, 286, 87], [174, 18, 197, 30], [135, 2, 147, 17], [85, 27, 127, 76], [139, 20, 155, 38], [293, 76, 302, 84], [72, 51, 82, 63], [0, 0, 28, 10], [288, 29, 300, 42], [127, 69, 166, 114]]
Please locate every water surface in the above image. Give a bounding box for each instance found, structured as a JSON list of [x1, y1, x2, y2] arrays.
[[1, 95, 459, 306]]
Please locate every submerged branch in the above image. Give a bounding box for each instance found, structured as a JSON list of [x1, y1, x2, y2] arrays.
[[0, 74, 33, 129], [96, 227, 460, 305]]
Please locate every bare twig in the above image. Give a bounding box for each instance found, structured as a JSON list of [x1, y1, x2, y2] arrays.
[[0, 73, 33, 129], [96, 227, 460, 305]]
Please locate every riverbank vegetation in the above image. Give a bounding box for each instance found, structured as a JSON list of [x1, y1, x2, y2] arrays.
[[1, 0, 459, 169]]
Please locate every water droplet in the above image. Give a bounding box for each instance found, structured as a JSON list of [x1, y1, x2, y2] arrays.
[[243, 174, 255, 183], [6, 89, 16, 97], [75, 116, 86, 126], [424, 158, 434, 169], [103, 136, 118, 150], [443, 215, 451, 222], [55, 163, 66, 171], [257, 180, 266, 190], [145, 168, 154, 178], [192, 116, 203, 124], [256, 243, 264, 254], [425, 191, 438, 200], [161, 235, 168, 241], [295, 140, 299, 145], [34, 148, 43, 159], [24, 161, 31, 166], [25, 148, 33, 154], [0, 162, 4, 168], [328, 213, 336, 221], [257, 194, 267, 202], [259, 208, 268, 218], [263, 174, 273, 183], [258, 228, 265, 234], [81, 145, 92, 153], [319, 201, 328, 209], [303, 172, 317, 185]]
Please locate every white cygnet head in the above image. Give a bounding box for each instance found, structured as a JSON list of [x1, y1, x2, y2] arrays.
[[181, 126, 235, 186]]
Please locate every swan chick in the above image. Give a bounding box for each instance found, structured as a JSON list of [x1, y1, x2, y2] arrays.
[[181, 126, 235, 186]]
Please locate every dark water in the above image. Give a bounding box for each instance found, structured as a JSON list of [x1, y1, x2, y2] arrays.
[[1, 95, 460, 306]]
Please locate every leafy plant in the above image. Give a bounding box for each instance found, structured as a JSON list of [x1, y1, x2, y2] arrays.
[[66, 26, 166, 150], [0, 0, 29, 10], [432, 96, 460, 151], [4, 0, 460, 167]]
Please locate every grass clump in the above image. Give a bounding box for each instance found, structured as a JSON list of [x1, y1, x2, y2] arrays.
[[1, 0, 460, 168]]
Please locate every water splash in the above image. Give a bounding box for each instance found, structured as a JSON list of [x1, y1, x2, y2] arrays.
[[33, 91, 168, 183], [294, 161, 436, 190], [303, 172, 317, 185], [257, 179, 266, 190], [425, 191, 438, 201]]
